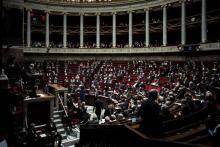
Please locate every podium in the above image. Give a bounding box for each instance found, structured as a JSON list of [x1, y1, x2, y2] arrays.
[[23, 93, 55, 127], [48, 84, 68, 110]]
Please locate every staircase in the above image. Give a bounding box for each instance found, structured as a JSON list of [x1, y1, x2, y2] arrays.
[[53, 109, 80, 147]]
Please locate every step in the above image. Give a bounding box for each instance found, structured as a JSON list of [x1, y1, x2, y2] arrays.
[[61, 133, 67, 140], [56, 123, 64, 129], [53, 114, 61, 119], [62, 136, 79, 147], [57, 128, 66, 134], [72, 127, 80, 133], [54, 118, 62, 124], [54, 110, 64, 115], [63, 145, 75, 147]]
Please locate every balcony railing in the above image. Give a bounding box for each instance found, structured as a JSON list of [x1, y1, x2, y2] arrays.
[[23, 46, 178, 54], [21, 42, 220, 54], [3, 0, 179, 12]]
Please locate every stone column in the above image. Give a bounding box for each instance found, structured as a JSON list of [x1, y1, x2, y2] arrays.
[[80, 13, 84, 48], [145, 9, 150, 47], [162, 5, 167, 46], [201, 0, 207, 43], [96, 13, 100, 48], [129, 11, 133, 48], [45, 12, 50, 48], [63, 13, 67, 48], [181, 0, 186, 45], [112, 12, 116, 48], [27, 10, 31, 47]]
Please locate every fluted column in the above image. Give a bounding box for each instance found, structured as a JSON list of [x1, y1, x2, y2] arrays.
[[27, 10, 31, 47], [162, 5, 167, 46], [129, 11, 133, 48], [63, 13, 67, 48], [201, 0, 207, 43], [96, 13, 100, 48], [45, 12, 50, 48], [80, 13, 84, 48], [112, 12, 116, 48], [181, 0, 186, 45], [145, 9, 150, 47]]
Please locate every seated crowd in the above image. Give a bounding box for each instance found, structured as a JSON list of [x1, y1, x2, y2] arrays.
[[23, 60, 220, 124], [3, 58, 220, 146]]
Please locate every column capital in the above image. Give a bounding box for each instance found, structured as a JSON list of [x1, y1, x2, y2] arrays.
[[144, 8, 151, 11], [45, 10, 50, 14], [179, 0, 187, 3], [127, 10, 134, 14], [26, 8, 32, 12], [79, 12, 84, 16], [96, 12, 101, 16], [112, 12, 117, 15], [62, 12, 68, 15], [161, 4, 167, 8]]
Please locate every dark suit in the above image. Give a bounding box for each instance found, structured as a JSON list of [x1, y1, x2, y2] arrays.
[[94, 98, 103, 120], [139, 99, 162, 136]]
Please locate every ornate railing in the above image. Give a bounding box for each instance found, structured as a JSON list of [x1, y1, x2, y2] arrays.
[[23, 46, 178, 54], [200, 42, 220, 50], [3, 0, 179, 13], [21, 42, 220, 54], [30, 0, 153, 6]]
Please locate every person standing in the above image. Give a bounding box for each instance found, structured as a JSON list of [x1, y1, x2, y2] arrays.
[[79, 86, 86, 102], [138, 89, 163, 136], [93, 97, 103, 121]]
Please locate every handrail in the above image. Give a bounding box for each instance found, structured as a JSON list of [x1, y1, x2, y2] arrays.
[[57, 94, 68, 118]]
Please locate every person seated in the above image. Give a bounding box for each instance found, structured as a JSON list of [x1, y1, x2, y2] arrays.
[[87, 114, 99, 125], [117, 113, 125, 122], [213, 124, 220, 147], [29, 86, 39, 98], [104, 116, 111, 124], [27, 123, 40, 146], [161, 105, 174, 121], [79, 102, 90, 124], [205, 110, 220, 136], [104, 103, 115, 117], [110, 114, 117, 123], [45, 118, 57, 136]]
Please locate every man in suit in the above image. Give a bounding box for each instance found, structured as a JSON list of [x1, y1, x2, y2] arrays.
[[139, 89, 162, 136], [93, 97, 103, 121]]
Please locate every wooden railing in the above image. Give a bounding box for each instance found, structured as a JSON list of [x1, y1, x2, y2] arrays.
[[76, 124, 198, 147], [130, 105, 209, 131], [162, 106, 208, 132]]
